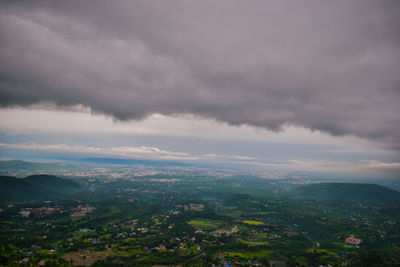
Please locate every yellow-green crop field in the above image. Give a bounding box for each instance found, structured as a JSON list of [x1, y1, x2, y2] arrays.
[[187, 219, 222, 230], [237, 238, 268, 247], [242, 220, 264, 225], [225, 250, 273, 259]]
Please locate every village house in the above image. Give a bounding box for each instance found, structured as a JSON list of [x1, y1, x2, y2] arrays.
[[19, 210, 31, 217], [345, 235, 362, 245], [71, 204, 95, 217]]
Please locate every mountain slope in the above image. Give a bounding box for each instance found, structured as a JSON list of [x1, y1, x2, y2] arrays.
[[290, 182, 400, 205], [25, 174, 81, 193], [0, 175, 82, 202]]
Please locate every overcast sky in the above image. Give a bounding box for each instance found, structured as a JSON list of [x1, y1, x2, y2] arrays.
[[0, 1, 399, 179]]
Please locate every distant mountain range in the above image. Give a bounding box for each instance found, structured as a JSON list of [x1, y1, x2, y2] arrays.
[[80, 157, 190, 167], [2, 170, 400, 206], [290, 182, 400, 205], [0, 160, 74, 172], [0, 175, 83, 202]]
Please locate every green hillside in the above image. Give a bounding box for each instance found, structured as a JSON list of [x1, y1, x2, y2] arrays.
[[290, 182, 400, 205], [0, 175, 83, 202], [25, 174, 81, 193]]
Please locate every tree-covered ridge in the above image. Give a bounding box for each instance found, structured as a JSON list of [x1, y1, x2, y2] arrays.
[[0, 175, 83, 202], [290, 182, 400, 205]]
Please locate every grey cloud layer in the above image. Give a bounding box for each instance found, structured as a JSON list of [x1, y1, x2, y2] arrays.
[[1, 0, 399, 146]]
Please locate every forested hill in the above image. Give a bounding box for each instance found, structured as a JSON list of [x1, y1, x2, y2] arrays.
[[0, 175, 82, 202], [290, 182, 400, 205]]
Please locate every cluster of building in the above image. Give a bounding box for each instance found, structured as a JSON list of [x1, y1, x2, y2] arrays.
[[71, 204, 95, 217], [176, 203, 205, 212], [19, 207, 61, 217], [213, 226, 239, 236]]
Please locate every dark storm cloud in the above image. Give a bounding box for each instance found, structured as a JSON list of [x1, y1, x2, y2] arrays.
[[0, 0, 399, 146]]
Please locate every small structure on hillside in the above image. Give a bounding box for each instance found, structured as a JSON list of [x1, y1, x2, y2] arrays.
[[71, 204, 95, 217], [345, 235, 362, 245]]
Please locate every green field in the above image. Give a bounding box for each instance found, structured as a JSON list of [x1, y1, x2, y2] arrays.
[[226, 250, 273, 259], [237, 238, 268, 247], [243, 220, 264, 226], [187, 219, 222, 230]]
